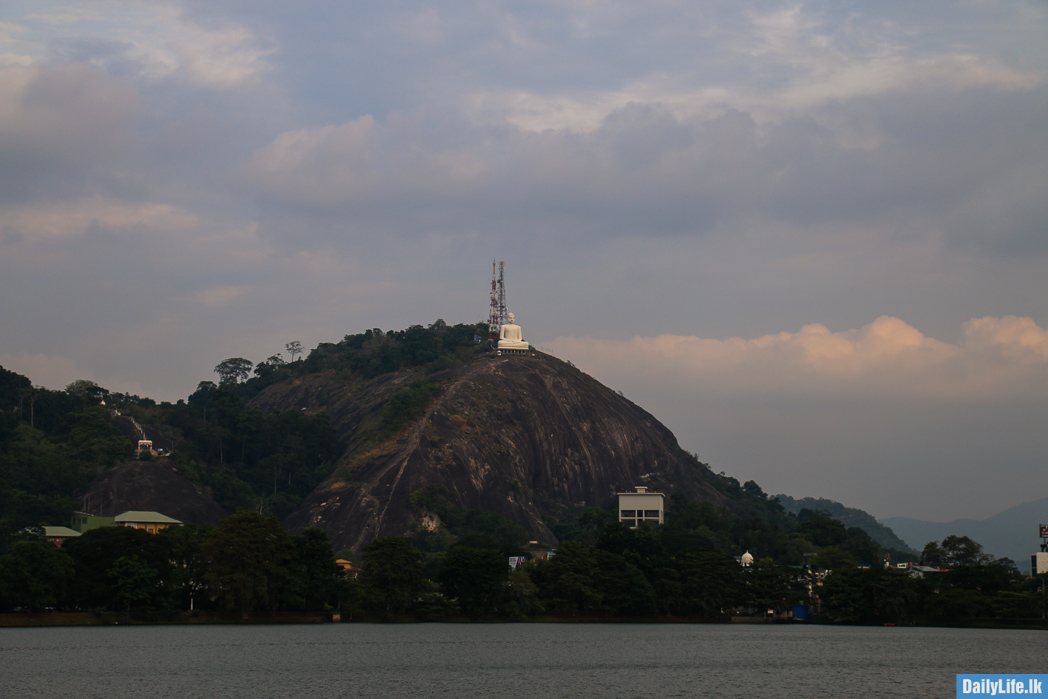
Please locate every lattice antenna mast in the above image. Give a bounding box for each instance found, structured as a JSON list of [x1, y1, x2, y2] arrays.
[[487, 259, 508, 342], [497, 260, 507, 328], [488, 260, 500, 341]]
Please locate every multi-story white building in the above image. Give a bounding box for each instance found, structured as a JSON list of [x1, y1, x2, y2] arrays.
[[617, 486, 665, 528], [1032, 547, 1048, 576]]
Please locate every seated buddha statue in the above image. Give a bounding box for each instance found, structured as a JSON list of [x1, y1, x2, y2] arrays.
[[498, 312, 529, 350]]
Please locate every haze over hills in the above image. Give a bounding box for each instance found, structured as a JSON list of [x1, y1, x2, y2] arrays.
[[881, 497, 1048, 574]]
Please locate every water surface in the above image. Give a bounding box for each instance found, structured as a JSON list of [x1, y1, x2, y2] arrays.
[[2, 623, 1043, 698]]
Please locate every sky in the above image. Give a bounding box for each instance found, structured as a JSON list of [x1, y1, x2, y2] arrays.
[[1, 0, 1045, 523]]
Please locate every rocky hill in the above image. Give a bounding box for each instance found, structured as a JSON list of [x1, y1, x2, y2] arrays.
[[253, 351, 728, 551], [79, 460, 227, 525]]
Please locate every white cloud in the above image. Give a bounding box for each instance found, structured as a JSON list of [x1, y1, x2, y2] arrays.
[[546, 315, 1048, 519], [469, 49, 1041, 135], [0, 198, 198, 243], [2, 1, 271, 88], [548, 316, 1048, 403], [246, 115, 488, 210]]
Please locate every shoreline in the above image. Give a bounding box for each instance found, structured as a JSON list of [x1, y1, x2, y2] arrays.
[[4, 612, 1047, 630]]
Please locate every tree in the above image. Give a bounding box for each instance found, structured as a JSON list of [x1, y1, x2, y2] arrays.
[[743, 559, 796, 614], [812, 545, 858, 571], [593, 549, 657, 616], [65, 379, 109, 404], [285, 341, 304, 362], [597, 521, 663, 562], [920, 540, 946, 568], [64, 526, 168, 610], [254, 354, 287, 379], [940, 535, 993, 567], [820, 567, 869, 623], [533, 540, 602, 614], [359, 537, 427, 612], [108, 555, 158, 615], [869, 568, 919, 624], [502, 568, 542, 620], [202, 511, 292, 618], [438, 546, 507, 615], [0, 540, 74, 612], [921, 536, 994, 569], [283, 528, 341, 611], [674, 550, 742, 616], [156, 523, 212, 611], [213, 358, 253, 386]]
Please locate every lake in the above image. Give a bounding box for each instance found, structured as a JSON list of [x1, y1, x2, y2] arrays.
[[1, 623, 1044, 698]]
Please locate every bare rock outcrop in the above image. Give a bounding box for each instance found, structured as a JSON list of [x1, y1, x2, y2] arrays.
[[80, 460, 227, 525], [275, 352, 726, 551]]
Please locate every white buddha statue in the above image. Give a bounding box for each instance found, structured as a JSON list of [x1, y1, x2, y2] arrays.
[[498, 312, 529, 351]]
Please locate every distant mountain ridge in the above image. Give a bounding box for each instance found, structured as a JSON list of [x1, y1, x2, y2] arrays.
[[881, 496, 1048, 573], [774, 494, 917, 556]]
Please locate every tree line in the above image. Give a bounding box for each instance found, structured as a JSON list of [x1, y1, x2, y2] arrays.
[[3, 510, 1042, 624]]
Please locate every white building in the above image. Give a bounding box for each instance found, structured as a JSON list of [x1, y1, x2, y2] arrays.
[[1032, 548, 1048, 576], [617, 486, 665, 528]]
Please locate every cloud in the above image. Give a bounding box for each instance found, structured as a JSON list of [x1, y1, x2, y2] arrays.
[[188, 285, 247, 308], [547, 316, 1048, 519], [548, 316, 1048, 403], [243, 81, 1046, 259], [0, 0, 1044, 521], [0, 197, 198, 243], [0, 63, 140, 203], [2, 1, 271, 88], [457, 3, 1043, 134]]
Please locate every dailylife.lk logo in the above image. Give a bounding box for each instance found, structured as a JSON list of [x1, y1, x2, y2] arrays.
[[958, 675, 1047, 696]]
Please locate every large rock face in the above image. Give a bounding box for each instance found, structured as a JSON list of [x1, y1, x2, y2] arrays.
[[80, 461, 227, 525], [269, 352, 727, 551]]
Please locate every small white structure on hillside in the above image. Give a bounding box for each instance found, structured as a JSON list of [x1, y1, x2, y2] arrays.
[[617, 486, 665, 528]]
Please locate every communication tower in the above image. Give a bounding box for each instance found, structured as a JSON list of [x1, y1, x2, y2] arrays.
[[488, 260, 507, 341]]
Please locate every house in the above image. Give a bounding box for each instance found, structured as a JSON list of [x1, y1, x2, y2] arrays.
[[42, 526, 81, 548], [617, 486, 665, 528], [114, 511, 181, 533], [70, 514, 116, 532], [908, 565, 948, 579], [335, 559, 360, 578]]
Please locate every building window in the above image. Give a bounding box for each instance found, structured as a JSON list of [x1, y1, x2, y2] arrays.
[[620, 510, 636, 518], [644, 510, 660, 518]]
